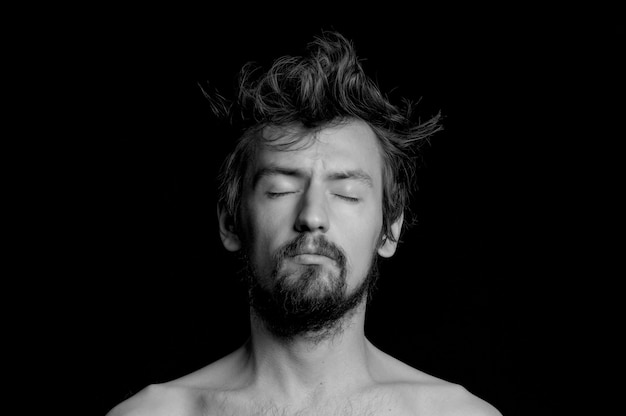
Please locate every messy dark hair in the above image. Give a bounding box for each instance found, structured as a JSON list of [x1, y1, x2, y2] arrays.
[[206, 31, 442, 244]]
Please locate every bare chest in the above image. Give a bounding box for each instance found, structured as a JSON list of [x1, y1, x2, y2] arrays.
[[197, 388, 417, 416]]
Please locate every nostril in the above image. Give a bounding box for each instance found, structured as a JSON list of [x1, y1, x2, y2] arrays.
[[295, 208, 329, 233]]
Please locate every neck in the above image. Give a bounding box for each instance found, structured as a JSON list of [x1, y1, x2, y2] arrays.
[[244, 301, 374, 400]]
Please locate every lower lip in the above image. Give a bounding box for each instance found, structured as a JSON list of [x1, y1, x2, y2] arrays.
[[291, 254, 334, 265]]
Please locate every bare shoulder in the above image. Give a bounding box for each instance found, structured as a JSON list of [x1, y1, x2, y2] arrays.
[[390, 368, 501, 416], [410, 382, 502, 416], [368, 343, 502, 416], [105, 383, 202, 416], [106, 347, 248, 416], [398, 368, 502, 416]]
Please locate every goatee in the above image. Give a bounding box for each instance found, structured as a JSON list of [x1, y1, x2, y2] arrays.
[[244, 234, 378, 342]]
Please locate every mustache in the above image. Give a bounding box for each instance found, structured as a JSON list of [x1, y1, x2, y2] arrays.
[[274, 234, 347, 267]]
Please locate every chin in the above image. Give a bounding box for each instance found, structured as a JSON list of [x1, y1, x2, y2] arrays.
[[280, 265, 340, 294]]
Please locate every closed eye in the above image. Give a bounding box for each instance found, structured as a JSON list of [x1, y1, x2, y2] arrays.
[[334, 194, 360, 202], [266, 191, 296, 199]]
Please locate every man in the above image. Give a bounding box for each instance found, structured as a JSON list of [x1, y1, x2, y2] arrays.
[[107, 32, 501, 415]]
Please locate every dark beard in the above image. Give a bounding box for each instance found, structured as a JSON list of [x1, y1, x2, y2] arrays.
[[244, 234, 378, 342]]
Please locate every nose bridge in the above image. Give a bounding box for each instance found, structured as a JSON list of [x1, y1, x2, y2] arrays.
[[295, 181, 329, 233]]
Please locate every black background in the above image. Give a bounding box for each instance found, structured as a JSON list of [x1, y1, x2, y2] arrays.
[[58, 8, 623, 416]]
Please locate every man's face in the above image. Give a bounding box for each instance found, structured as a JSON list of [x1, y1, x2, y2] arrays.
[[221, 119, 399, 338]]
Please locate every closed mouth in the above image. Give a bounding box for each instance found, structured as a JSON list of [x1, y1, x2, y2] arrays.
[[290, 253, 337, 266], [292, 250, 335, 261]]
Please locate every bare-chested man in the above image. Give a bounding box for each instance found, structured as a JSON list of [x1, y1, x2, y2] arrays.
[[107, 32, 502, 416]]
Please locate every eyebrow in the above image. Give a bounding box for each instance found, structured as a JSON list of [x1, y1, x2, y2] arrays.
[[252, 166, 374, 188], [326, 170, 373, 187]]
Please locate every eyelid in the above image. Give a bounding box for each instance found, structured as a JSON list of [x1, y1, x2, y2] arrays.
[[334, 194, 360, 202], [267, 191, 359, 202], [266, 191, 296, 198]]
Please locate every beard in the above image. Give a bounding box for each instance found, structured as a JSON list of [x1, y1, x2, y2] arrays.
[[244, 234, 379, 342]]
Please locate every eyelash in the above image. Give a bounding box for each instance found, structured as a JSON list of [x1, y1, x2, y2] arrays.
[[266, 192, 294, 199], [266, 192, 359, 202], [335, 194, 360, 202]]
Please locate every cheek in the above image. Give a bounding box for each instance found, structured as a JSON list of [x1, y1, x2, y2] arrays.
[[241, 200, 292, 264], [340, 206, 383, 279]]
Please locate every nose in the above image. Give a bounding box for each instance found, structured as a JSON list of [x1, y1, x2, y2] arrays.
[[295, 186, 329, 233]]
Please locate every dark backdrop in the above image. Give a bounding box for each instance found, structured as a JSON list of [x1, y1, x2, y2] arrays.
[[78, 10, 623, 416]]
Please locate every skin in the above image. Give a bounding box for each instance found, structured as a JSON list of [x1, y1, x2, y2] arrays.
[[107, 119, 502, 416]]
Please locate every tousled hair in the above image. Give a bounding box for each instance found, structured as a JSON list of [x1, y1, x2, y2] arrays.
[[206, 31, 442, 244]]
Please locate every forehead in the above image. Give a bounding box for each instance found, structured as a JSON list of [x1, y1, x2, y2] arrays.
[[252, 120, 383, 183]]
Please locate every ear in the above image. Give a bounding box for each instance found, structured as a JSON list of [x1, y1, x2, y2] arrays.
[[377, 213, 404, 258], [217, 204, 242, 252]]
